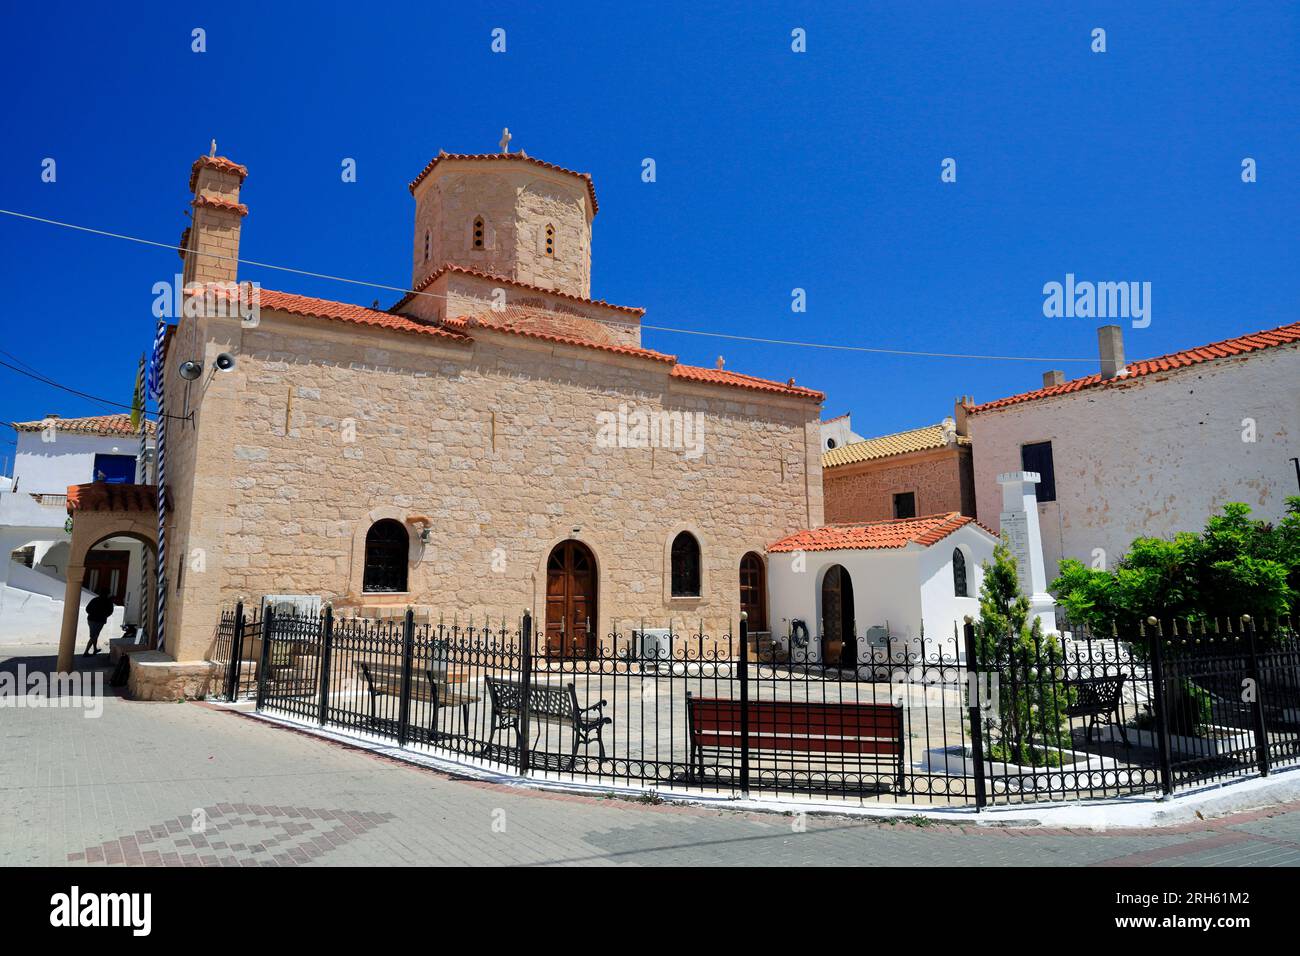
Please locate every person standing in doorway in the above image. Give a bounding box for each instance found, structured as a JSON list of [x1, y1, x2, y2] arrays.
[[84, 590, 115, 656]]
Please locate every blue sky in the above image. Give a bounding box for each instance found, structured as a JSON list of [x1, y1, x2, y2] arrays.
[[1, 1, 1296, 463]]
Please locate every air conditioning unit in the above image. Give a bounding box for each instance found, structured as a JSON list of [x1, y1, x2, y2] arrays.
[[633, 628, 672, 662], [260, 593, 322, 621]]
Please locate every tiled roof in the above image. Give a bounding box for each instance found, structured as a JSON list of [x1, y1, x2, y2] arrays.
[[66, 482, 159, 514], [442, 314, 676, 363], [13, 414, 156, 437], [192, 194, 249, 217], [971, 321, 1300, 414], [245, 288, 819, 402], [407, 151, 599, 214], [394, 263, 644, 316], [189, 154, 248, 193], [822, 412, 850, 424], [254, 289, 471, 343], [188, 156, 248, 193], [768, 513, 988, 553], [671, 365, 825, 401], [823, 423, 968, 468]]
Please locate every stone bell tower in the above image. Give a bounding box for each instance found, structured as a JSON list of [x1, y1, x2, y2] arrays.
[[407, 130, 595, 297]]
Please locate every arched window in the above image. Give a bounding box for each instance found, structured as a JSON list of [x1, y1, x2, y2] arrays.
[[363, 519, 409, 593], [544, 223, 555, 257], [953, 548, 968, 598], [670, 532, 701, 597], [472, 216, 485, 250]]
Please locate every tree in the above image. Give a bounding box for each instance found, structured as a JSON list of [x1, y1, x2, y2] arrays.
[[1051, 498, 1299, 634], [975, 541, 1071, 765]]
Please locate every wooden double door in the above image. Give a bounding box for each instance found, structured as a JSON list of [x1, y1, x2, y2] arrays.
[[84, 550, 130, 606], [545, 541, 596, 657]]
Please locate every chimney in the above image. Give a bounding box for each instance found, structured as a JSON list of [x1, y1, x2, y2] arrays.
[[953, 396, 971, 437], [182, 145, 248, 288], [1098, 325, 1126, 379], [1042, 370, 1065, 388]]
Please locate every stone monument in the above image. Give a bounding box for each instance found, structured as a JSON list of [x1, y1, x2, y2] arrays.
[[996, 471, 1058, 632]]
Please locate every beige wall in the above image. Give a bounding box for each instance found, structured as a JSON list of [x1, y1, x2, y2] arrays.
[[401, 271, 642, 349], [164, 309, 822, 661], [410, 162, 592, 297]]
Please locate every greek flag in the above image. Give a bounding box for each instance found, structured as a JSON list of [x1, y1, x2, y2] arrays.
[[145, 320, 166, 401]]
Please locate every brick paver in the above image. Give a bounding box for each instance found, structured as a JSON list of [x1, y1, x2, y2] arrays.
[[3, 643, 1299, 866]]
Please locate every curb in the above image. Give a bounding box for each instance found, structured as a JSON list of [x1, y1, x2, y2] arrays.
[[210, 701, 1300, 831]]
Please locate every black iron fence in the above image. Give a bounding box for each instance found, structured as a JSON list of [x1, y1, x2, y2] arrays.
[[215, 605, 1300, 808], [211, 602, 262, 701]]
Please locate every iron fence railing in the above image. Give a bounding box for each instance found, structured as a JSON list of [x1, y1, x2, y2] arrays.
[[216, 605, 1300, 808]]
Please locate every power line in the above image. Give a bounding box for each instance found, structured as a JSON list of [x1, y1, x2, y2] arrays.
[[0, 207, 1100, 365], [0, 356, 183, 424]]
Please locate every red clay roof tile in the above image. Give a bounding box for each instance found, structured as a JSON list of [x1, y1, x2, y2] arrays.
[[768, 513, 989, 552], [442, 314, 675, 363], [189, 154, 249, 193], [12, 414, 156, 437], [394, 263, 644, 316], [255, 288, 471, 343], [972, 321, 1300, 414], [407, 151, 599, 214], [240, 288, 818, 402], [191, 194, 249, 217], [671, 365, 825, 401]]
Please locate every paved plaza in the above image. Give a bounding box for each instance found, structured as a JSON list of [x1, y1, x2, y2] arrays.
[[3, 642, 1300, 867]]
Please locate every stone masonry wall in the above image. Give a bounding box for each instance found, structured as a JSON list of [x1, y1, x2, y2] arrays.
[[410, 164, 592, 298], [165, 311, 822, 660], [823, 447, 974, 523]]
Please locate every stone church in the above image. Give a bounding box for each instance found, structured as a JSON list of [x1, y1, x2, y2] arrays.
[[157, 137, 825, 666]]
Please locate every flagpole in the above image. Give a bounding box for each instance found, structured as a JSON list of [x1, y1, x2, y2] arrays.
[[133, 355, 149, 644], [147, 321, 168, 654]]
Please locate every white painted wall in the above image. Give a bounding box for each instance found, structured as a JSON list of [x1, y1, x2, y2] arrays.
[[970, 345, 1300, 580], [917, 530, 989, 657], [768, 524, 995, 666], [820, 415, 864, 453], [10, 430, 145, 496]]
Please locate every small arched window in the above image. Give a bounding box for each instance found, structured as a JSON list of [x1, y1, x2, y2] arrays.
[[423, 229, 431, 262], [670, 532, 701, 597], [544, 223, 555, 257], [953, 548, 968, 598], [472, 216, 485, 250], [363, 519, 409, 593]]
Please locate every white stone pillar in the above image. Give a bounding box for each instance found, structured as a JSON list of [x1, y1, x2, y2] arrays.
[[996, 471, 1058, 632]]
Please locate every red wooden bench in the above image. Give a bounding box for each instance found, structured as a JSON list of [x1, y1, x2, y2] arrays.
[[685, 693, 905, 792]]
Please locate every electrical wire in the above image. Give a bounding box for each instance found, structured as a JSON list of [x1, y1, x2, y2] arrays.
[[0, 207, 1099, 364]]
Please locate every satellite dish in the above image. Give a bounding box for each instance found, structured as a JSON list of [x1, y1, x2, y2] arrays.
[[178, 360, 202, 381]]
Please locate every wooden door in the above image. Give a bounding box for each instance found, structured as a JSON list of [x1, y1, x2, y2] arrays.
[[739, 552, 767, 632], [545, 541, 596, 657], [84, 550, 130, 606]]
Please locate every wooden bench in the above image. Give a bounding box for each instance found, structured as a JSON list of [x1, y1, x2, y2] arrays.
[[484, 676, 611, 767], [357, 660, 478, 742], [685, 694, 906, 792], [1065, 675, 1128, 744]]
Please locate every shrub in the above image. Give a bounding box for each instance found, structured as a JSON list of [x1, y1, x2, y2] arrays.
[[974, 541, 1071, 764]]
